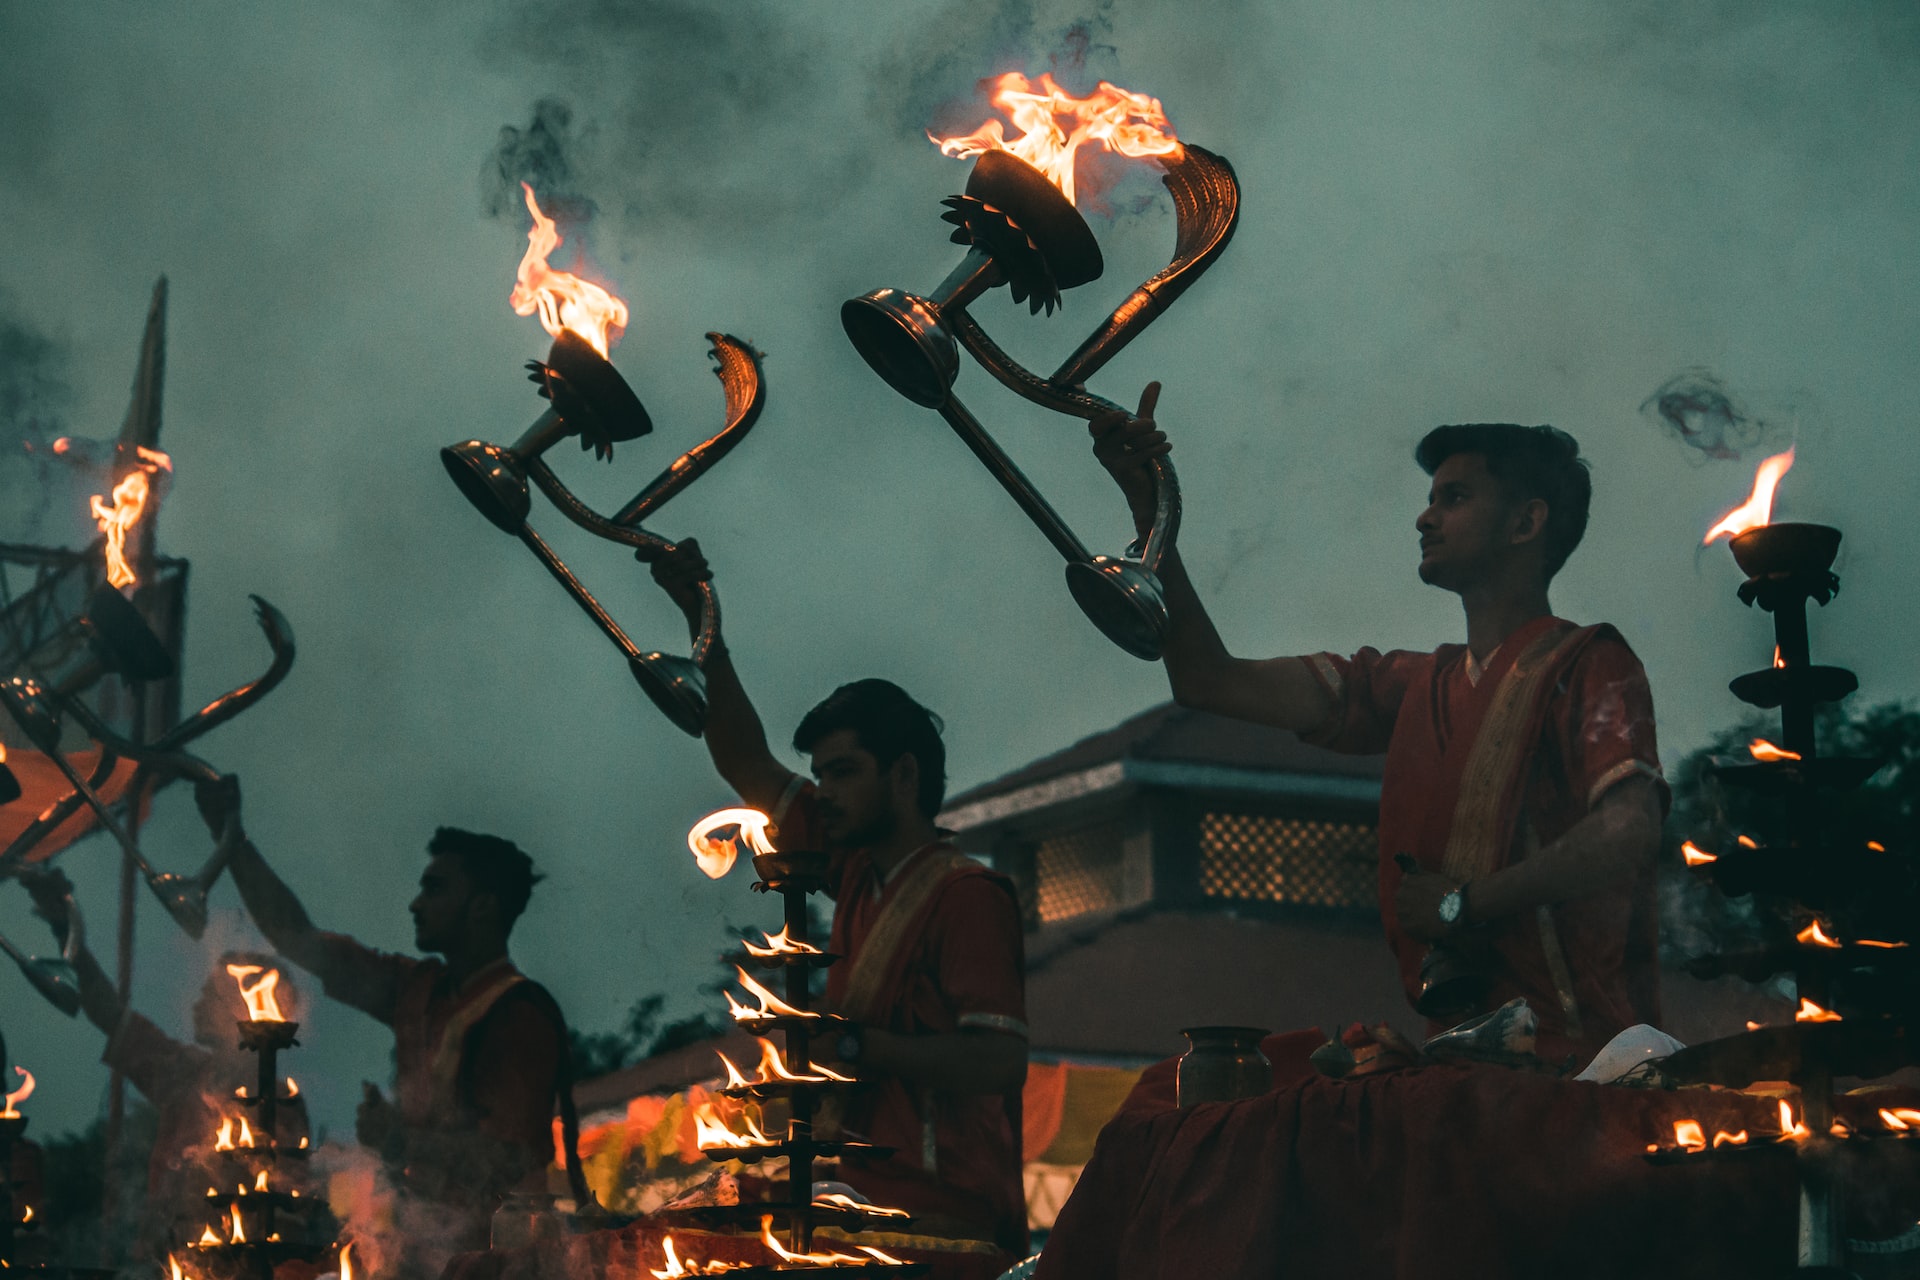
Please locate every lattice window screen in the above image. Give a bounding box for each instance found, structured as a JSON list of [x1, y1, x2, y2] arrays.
[[1198, 812, 1376, 909], [1035, 820, 1129, 923]]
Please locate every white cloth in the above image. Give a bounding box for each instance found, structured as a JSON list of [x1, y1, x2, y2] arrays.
[[1574, 1023, 1686, 1083]]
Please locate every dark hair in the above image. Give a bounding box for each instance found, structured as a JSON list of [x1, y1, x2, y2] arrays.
[[427, 827, 544, 925], [793, 679, 948, 818], [1415, 423, 1592, 580]]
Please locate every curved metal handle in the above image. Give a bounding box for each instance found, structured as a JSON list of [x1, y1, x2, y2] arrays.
[[1049, 145, 1240, 389], [60, 692, 222, 787], [611, 335, 767, 526], [523, 459, 720, 668], [154, 595, 296, 752]]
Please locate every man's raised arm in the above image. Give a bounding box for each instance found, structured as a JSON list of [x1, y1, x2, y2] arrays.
[[649, 539, 795, 812], [1089, 384, 1336, 733]]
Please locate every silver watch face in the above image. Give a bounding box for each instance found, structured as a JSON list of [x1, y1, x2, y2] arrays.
[[1438, 889, 1463, 925]]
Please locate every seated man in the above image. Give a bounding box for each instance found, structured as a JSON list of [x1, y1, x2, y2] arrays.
[[19, 864, 312, 1260], [651, 545, 1030, 1260], [1090, 390, 1666, 1060], [209, 779, 586, 1276]]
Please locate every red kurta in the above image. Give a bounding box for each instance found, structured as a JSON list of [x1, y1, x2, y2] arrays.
[[314, 939, 565, 1229], [772, 779, 1029, 1256], [1304, 615, 1667, 1059]]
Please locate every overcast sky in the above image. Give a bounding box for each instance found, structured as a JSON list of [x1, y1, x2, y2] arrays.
[[2, 0, 1916, 1140]]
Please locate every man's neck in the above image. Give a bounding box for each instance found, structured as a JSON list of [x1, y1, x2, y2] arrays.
[[1458, 580, 1554, 663], [437, 940, 510, 988], [866, 816, 942, 881]]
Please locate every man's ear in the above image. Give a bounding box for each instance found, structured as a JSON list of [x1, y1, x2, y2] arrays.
[[1509, 498, 1549, 548]]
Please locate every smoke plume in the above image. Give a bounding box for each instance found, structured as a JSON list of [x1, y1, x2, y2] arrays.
[[0, 290, 71, 541], [481, 97, 599, 229], [1640, 368, 1773, 461]]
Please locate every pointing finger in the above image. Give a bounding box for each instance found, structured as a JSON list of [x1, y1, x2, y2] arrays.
[[1136, 381, 1161, 421]]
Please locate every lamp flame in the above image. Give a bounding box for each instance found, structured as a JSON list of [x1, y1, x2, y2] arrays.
[[1796, 998, 1842, 1023], [1779, 1099, 1811, 1140], [687, 808, 776, 881], [1796, 920, 1843, 950], [757, 1214, 904, 1267], [1704, 448, 1794, 544], [1880, 1108, 1920, 1131], [510, 184, 629, 359], [1749, 739, 1802, 763], [214, 1117, 235, 1151], [89, 447, 172, 589], [168, 1254, 185, 1280], [648, 1235, 747, 1277], [812, 1192, 911, 1219], [1681, 841, 1718, 867], [226, 964, 285, 1022], [724, 966, 819, 1025], [741, 925, 822, 958], [197, 1227, 220, 1248], [2, 1067, 33, 1117], [691, 1100, 772, 1151], [1674, 1119, 1707, 1152], [339, 1241, 354, 1280], [931, 72, 1184, 206]]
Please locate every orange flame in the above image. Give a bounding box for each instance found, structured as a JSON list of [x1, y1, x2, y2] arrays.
[[1712, 1129, 1749, 1147], [89, 449, 172, 590], [339, 1241, 354, 1280], [2, 1066, 33, 1117], [238, 1117, 255, 1148], [930, 72, 1184, 206], [691, 1100, 772, 1151], [169, 1254, 185, 1280], [1779, 1099, 1811, 1140], [196, 1227, 220, 1248], [214, 1117, 235, 1151], [1704, 448, 1795, 544], [1856, 938, 1910, 949], [1737, 834, 1759, 849], [226, 964, 286, 1022], [687, 809, 776, 881], [510, 184, 629, 359], [1673, 1119, 1707, 1152], [254, 1170, 269, 1193], [1749, 739, 1802, 763], [742, 925, 823, 958], [724, 966, 819, 1025], [1796, 998, 1842, 1023], [648, 1235, 748, 1278], [20, 1206, 31, 1223], [229, 1211, 246, 1245], [1773, 646, 1786, 670], [1879, 1108, 1920, 1131], [1868, 841, 1888, 852], [758, 1214, 904, 1267], [1681, 841, 1718, 867], [286, 1078, 299, 1097], [811, 1192, 911, 1219], [1796, 920, 1843, 950]]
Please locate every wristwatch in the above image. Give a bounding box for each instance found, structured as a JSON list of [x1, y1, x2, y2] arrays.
[[1438, 885, 1469, 931], [836, 1024, 865, 1065]]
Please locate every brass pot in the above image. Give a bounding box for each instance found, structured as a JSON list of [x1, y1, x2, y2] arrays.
[[1177, 1025, 1271, 1106]]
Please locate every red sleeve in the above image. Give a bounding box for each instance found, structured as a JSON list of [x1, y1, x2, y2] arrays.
[[769, 775, 852, 899], [466, 992, 562, 1166], [1556, 634, 1668, 814], [102, 1009, 208, 1103], [313, 935, 416, 1026], [929, 875, 1027, 1037], [1298, 647, 1428, 756]]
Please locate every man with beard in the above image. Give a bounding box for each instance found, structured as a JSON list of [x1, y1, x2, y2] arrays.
[[1089, 390, 1666, 1063], [18, 862, 312, 1261], [651, 545, 1030, 1261], [211, 779, 586, 1276]]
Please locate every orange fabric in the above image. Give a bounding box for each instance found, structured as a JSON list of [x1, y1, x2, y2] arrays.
[[1021, 1062, 1070, 1160], [0, 750, 159, 862]]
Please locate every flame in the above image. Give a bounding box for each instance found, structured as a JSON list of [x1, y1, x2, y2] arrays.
[[930, 72, 1184, 206], [714, 1051, 753, 1091], [226, 964, 286, 1022], [169, 1254, 185, 1280], [1796, 998, 1842, 1023], [1880, 1108, 1920, 1130], [1749, 739, 1802, 763], [687, 808, 776, 881], [649, 1236, 748, 1278], [1869, 841, 1888, 852], [725, 966, 819, 1025], [742, 925, 823, 958], [89, 449, 172, 589], [339, 1242, 353, 1280], [298, 1135, 309, 1149], [238, 1117, 255, 1148], [229, 1211, 246, 1245], [758, 1214, 904, 1267], [1857, 938, 1910, 949], [1704, 448, 1795, 544], [1746, 1020, 1764, 1032], [1681, 841, 1718, 867], [21, 1206, 32, 1223], [2, 1066, 33, 1117], [1796, 920, 1843, 949], [1673, 1119, 1707, 1152], [691, 1100, 772, 1151], [254, 1170, 269, 1193], [510, 184, 629, 360], [1712, 1129, 1749, 1147], [811, 1192, 911, 1219], [1779, 1099, 1811, 1140], [286, 1078, 299, 1098], [1737, 835, 1759, 849], [1773, 646, 1786, 669], [197, 1227, 220, 1248], [214, 1117, 235, 1151]]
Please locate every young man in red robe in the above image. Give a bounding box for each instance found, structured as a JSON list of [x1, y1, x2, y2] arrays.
[[1091, 390, 1666, 1062], [651, 548, 1030, 1262], [212, 780, 586, 1275]]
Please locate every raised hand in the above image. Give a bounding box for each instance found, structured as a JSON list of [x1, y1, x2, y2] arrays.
[[194, 773, 243, 841], [647, 537, 714, 633], [1088, 382, 1167, 536]]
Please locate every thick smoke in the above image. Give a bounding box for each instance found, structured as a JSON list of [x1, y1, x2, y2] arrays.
[[1640, 368, 1775, 461], [0, 290, 72, 541], [481, 97, 598, 230]]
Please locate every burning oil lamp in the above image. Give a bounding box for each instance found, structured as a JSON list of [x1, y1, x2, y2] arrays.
[[842, 73, 1239, 659], [0, 1064, 32, 1267], [72, 441, 178, 683], [441, 185, 768, 738]]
